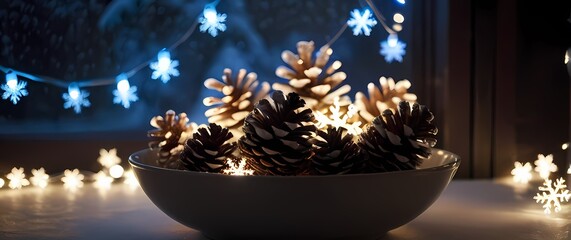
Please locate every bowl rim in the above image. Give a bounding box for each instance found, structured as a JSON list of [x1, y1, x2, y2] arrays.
[[129, 148, 460, 179]]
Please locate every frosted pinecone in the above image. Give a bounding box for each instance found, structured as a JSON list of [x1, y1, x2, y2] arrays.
[[180, 123, 237, 173], [358, 101, 437, 172], [148, 110, 197, 169], [239, 91, 317, 175], [355, 77, 417, 123]]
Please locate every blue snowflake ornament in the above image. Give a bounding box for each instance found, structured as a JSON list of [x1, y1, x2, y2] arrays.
[[347, 9, 377, 36], [1, 74, 28, 104], [150, 49, 180, 83], [380, 35, 407, 63], [113, 75, 138, 109], [199, 6, 227, 37], [63, 84, 91, 114]]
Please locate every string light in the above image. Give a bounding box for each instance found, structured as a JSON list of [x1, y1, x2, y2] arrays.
[[6, 167, 30, 189], [347, 9, 378, 36], [511, 162, 532, 184], [113, 74, 138, 108], [62, 82, 91, 114], [30, 168, 49, 188], [380, 33, 407, 63], [1, 71, 28, 104], [534, 154, 557, 180], [98, 148, 121, 169], [396, 0, 405, 4], [534, 178, 571, 214], [62, 169, 85, 191], [150, 49, 180, 83], [314, 97, 363, 135], [393, 13, 404, 23], [123, 170, 139, 189], [93, 171, 113, 190], [563, 142, 569, 150], [223, 158, 254, 176], [109, 165, 125, 179], [199, 2, 227, 37]]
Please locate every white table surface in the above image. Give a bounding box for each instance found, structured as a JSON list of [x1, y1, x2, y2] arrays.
[[1, 178, 569, 240]]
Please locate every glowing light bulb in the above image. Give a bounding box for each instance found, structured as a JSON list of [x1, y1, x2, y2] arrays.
[[396, 0, 405, 4], [6, 71, 17, 89], [563, 142, 569, 150], [565, 51, 569, 64], [203, 7, 218, 24], [62, 169, 84, 191], [534, 154, 557, 180], [150, 49, 179, 83], [116, 74, 130, 93], [393, 13, 404, 23], [30, 168, 49, 188], [68, 83, 80, 100], [113, 74, 138, 109], [387, 33, 399, 47], [511, 162, 532, 184], [6, 167, 30, 189], [109, 165, 124, 179], [2, 71, 28, 104]]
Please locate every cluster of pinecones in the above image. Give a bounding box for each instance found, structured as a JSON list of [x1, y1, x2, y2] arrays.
[[149, 91, 437, 176]]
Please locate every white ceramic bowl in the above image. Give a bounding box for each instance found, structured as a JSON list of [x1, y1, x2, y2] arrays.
[[129, 149, 459, 240]]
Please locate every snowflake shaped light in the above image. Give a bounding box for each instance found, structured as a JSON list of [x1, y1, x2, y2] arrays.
[[2, 72, 28, 104], [534, 154, 557, 180], [380, 34, 407, 63], [30, 168, 49, 188], [150, 49, 180, 83], [62, 83, 90, 113], [123, 170, 139, 189], [223, 158, 254, 176], [511, 161, 532, 184], [98, 148, 121, 169], [113, 74, 138, 108], [314, 97, 363, 136], [199, 6, 227, 37], [93, 171, 113, 190], [62, 169, 84, 190], [6, 167, 30, 189], [347, 9, 377, 36], [534, 178, 571, 214]]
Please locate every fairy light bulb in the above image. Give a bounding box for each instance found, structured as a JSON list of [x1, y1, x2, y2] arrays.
[[387, 33, 399, 47], [6, 71, 17, 90], [393, 13, 404, 23], [68, 83, 80, 100], [203, 6, 218, 24], [116, 74, 130, 94], [157, 49, 172, 72], [396, 0, 405, 4], [109, 165, 124, 179]]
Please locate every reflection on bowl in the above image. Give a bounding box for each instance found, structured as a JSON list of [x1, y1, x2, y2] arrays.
[[129, 149, 459, 240]]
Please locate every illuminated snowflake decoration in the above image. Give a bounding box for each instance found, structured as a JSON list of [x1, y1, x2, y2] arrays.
[[62, 169, 84, 190], [199, 7, 227, 37], [93, 171, 113, 190], [150, 50, 180, 83], [112, 79, 138, 109], [534, 178, 571, 214], [30, 168, 49, 188], [98, 148, 121, 169], [1, 80, 28, 104], [380, 39, 407, 63], [347, 9, 377, 36], [123, 170, 139, 189], [6, 167, 30, 189], [62, 90, 91, 113], [534, 154, 557, 180], [223, 158, 254, 176], [314, 97, 363, 136], [510, 162, 532, 184]]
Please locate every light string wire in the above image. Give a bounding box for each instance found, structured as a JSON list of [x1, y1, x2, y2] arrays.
[[0, 16, 200, 89]]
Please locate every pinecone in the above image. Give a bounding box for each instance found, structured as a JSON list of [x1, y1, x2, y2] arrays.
[[180, 123, 237, 173], [311, 127, 364, 175], [148, 110, 197, 169], [273, 41, 351, 113], [239, 91, 317, 176], [355, 77, 417, 123], [358, 101, 438, 172], [203, 68, 270, 139]]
